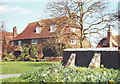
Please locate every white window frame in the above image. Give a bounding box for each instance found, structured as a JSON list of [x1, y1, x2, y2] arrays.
[[50, 24, 56, 32], [36, 26, 41, 33], [103, 40, 108, 46], [11, 41, 14, 46], [70, 27, 76, 32], [69, 39, 76, 45], [18, 40, 22, 46], [31, 39, 37, 44]]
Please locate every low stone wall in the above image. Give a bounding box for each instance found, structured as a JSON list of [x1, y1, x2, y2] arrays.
[[63, 48, 120, 69], [44, 57, 63, 62]]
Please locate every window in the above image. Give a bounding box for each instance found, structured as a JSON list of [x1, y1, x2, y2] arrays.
[[18, 40, 22, 46], [69, 39, 76, 45], [31, 39, 37, 44], [103, 40, 108, 46], [11, 41, 14, 46], [50, 24, 56, 32], [36, 26, 41, 33], [70, 27, 76, 32]]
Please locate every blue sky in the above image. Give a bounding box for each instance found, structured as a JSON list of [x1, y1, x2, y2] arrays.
[[1, 1, 50, 33], [0, 0, 119, 35]]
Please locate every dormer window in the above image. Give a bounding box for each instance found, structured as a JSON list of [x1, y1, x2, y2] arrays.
[[102, 40, 108, 46], [36, 26, 41, 33], [50, 24, 56, 32], [70, 27, 76, 32]]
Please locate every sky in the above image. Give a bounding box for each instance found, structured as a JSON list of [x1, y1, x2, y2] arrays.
[[0, 0, 119, 36], [1, 0, 51, 33]]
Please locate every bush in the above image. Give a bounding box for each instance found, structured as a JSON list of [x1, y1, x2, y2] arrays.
[[3, 53, 16, 62], [20, 64, 120, 83], [18, 44, 38, 61], [43, 42, 66, 57], [29, 45, 38, 58]]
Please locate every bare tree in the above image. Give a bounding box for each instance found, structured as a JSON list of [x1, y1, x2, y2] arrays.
[[113, 10, 120, 21], [47, 0, 117, 48]]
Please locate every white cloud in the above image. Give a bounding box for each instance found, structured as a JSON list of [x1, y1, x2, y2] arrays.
[[0, 5, 9, 14], [0, 5, 31, 14], [112, 29, 118, 35], [20, 10, 31, 14]]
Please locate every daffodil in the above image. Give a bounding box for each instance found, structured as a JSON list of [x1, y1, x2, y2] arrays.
[[49, 69, 52, 71], [54, 76, 59, 79], [70, 66, 74, 68], [76, 68, 80, 71], [101, 64, 104, 68], [82, 68, 85, 71], [109, 80, 113, 83]]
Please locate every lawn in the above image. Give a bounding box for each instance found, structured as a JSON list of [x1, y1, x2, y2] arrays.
[[0, 62, 120, 83], [0, 61, 59, 75]]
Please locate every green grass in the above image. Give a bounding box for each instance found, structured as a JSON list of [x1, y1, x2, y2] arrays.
[[0, 61, 59, 75], [1, 64, 120, 83], [1, 62, 120, 83], [0, 77, 27, 82]]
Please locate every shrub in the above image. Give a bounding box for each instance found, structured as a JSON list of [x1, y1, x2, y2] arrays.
[[20, 64, 120, 83], [3, 53, 16, 61], [18, 44, 38, 61], [29, 45, 38, 58], [43, 42, 66, 57]]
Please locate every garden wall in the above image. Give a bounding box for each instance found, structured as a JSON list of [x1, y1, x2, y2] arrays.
[[63, 48, 120, 69]]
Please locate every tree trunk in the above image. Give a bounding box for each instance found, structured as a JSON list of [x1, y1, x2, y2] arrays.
[[79, 3, 84, 48]]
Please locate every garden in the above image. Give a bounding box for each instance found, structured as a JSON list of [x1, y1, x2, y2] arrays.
[[1, 62, 120, 83]]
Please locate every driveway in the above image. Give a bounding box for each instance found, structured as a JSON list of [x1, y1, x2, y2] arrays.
[[0, 74, 20, 79]]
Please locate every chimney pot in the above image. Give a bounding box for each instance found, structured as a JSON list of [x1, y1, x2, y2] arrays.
[[13, 26, 17, 38]]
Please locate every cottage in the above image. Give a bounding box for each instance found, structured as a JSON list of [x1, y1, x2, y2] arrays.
[[97, 26, 120, 48], [10, 16, 92, 59], [0, 28, 18, 60]]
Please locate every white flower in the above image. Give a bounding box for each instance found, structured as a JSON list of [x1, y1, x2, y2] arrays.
[[55, 69, 58, 72], [42, 74, 47, 76], [47, 71, 50, 74]]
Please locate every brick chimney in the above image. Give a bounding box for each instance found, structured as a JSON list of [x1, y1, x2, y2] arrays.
[[13, 26, 17, 38], [107, 25, 112, 47]]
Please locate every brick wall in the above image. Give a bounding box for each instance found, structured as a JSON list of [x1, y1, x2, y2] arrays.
[[44, 57, 63, 62]]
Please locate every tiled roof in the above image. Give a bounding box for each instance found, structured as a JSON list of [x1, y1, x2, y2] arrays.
[[97, 35, 120, 47], [111, 35, 120, 46], [0, 31, 13, 43], [11, 16, 80, 41]]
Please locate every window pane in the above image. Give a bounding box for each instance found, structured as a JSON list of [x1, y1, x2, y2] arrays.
[[11, 41, 14, 46], [31, 39, 37, 44], [36, 26, 41, 33], [18, 40, 22, 46], [70, 27, 76, 32], [50, 24, 56, 32], [70, 39, 76, 45]]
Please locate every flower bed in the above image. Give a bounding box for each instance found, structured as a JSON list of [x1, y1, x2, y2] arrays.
[[19, 63, 120, 83]]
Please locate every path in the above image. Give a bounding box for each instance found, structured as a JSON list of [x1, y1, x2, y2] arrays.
[[0, 74, 20, 79]]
